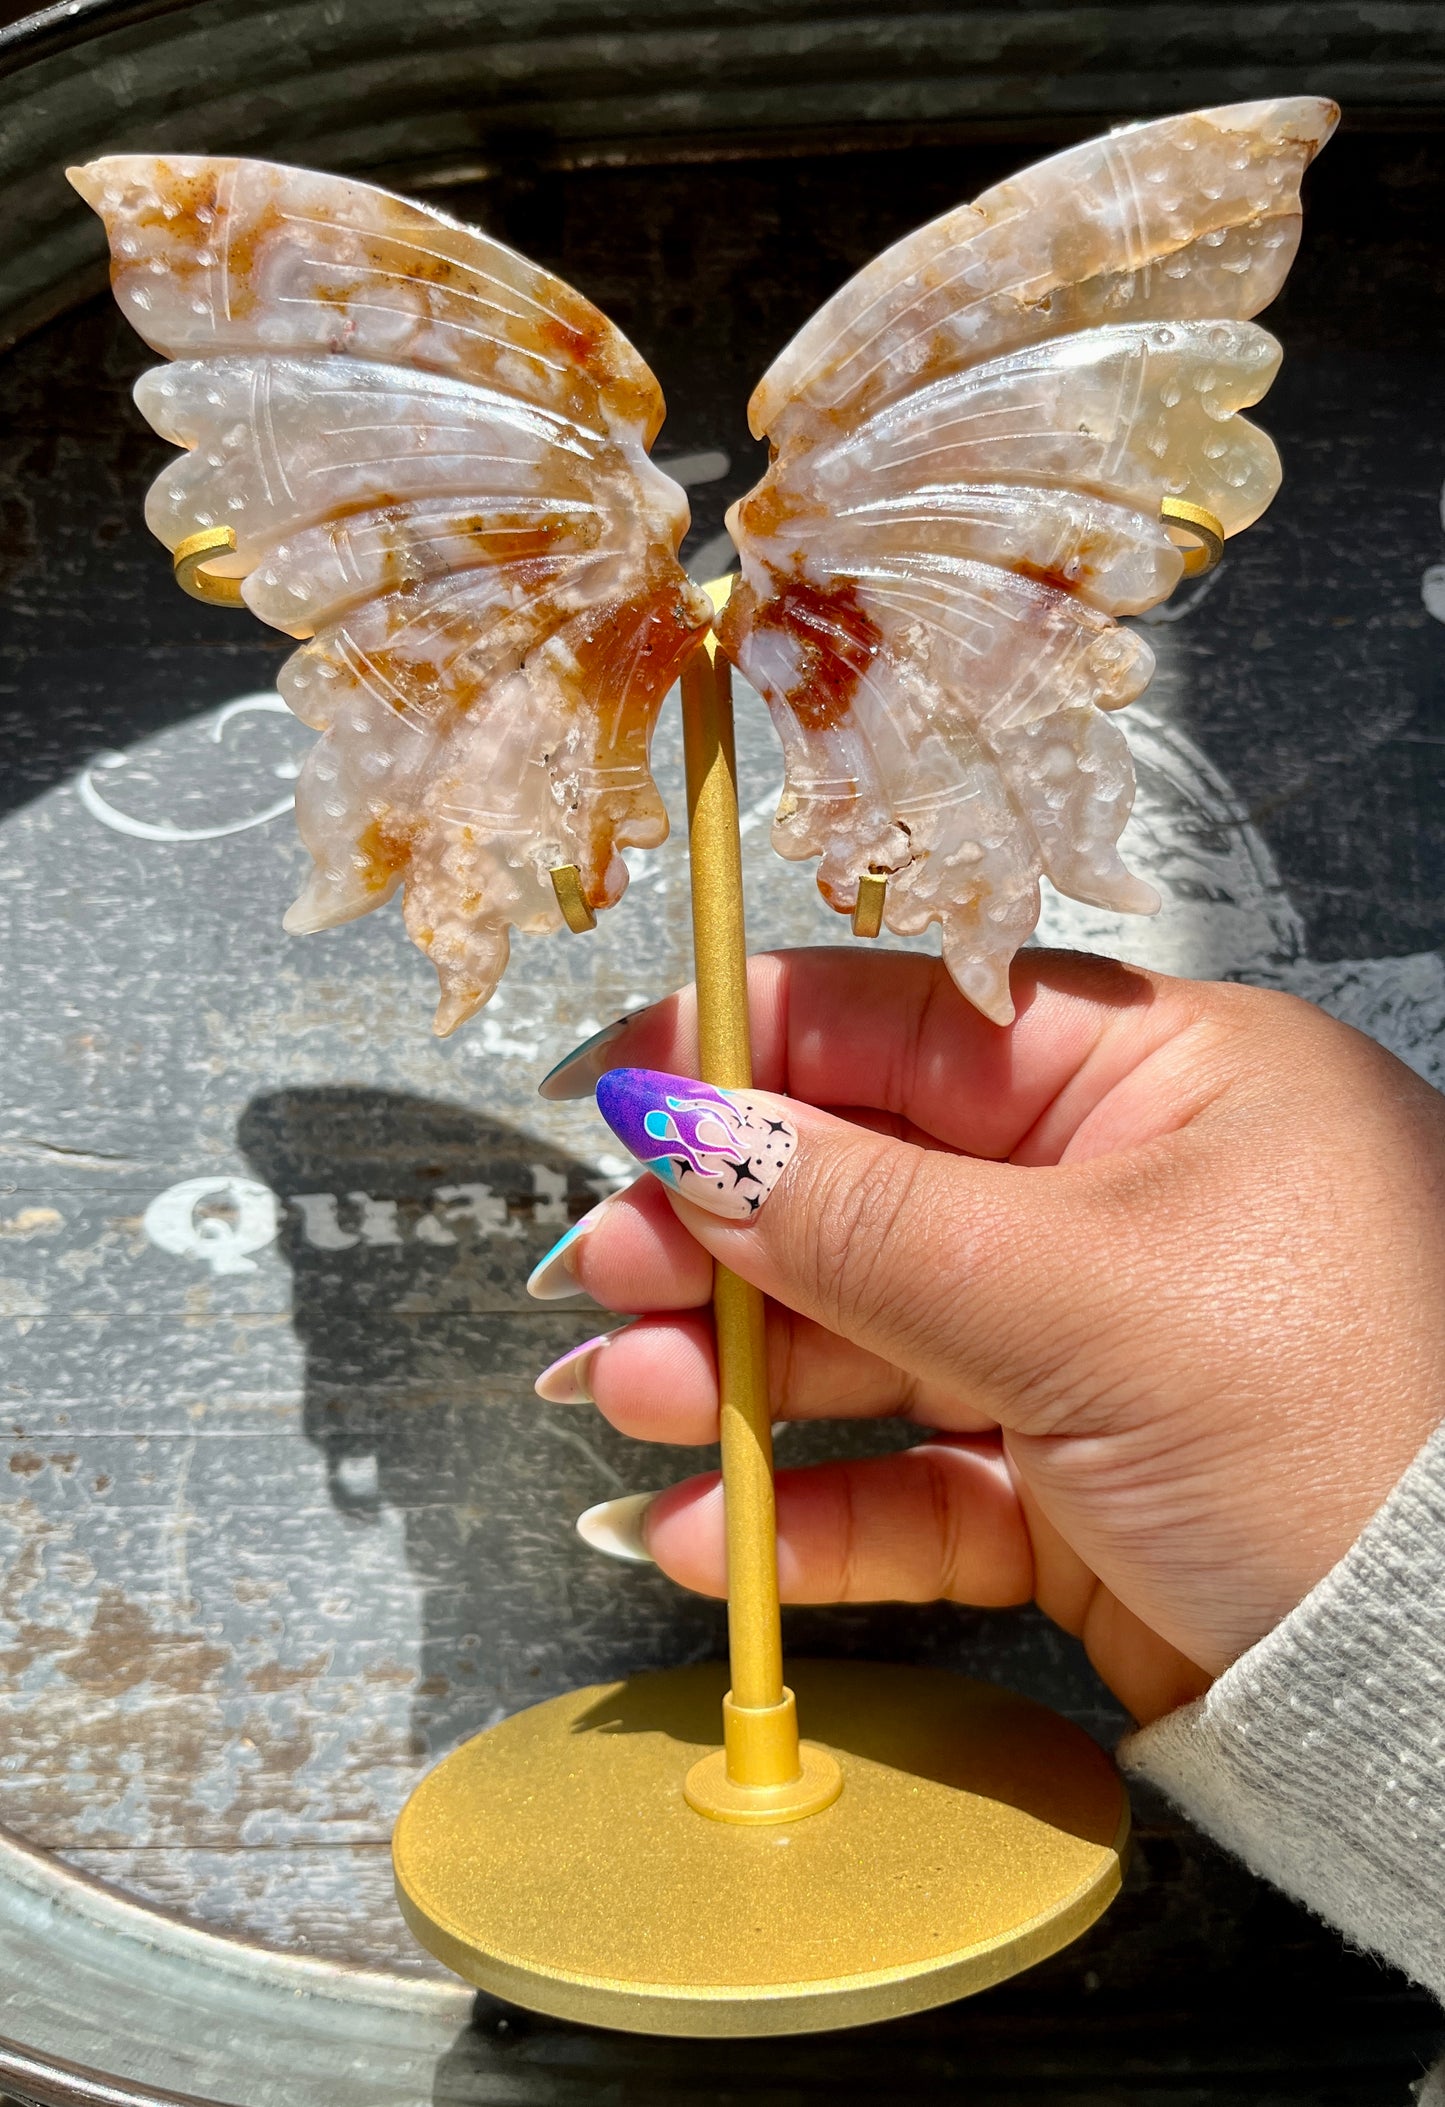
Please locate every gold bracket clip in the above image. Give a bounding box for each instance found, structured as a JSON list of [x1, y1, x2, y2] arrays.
[[173, 526, 247, 608], [852, 872, 887, 939], [550, 864, 597, 933], [1160, 499, 1225, 580]]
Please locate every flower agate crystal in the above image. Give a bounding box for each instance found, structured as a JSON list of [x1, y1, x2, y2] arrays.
[[721, 98, 1338, 1022], [72, 156, 712, 1032]]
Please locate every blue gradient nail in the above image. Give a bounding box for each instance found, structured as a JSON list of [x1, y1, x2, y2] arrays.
[[595, 1068, 798, 1221], [538, 1013, 642, 1101], [526, 1209, 601, 1301]]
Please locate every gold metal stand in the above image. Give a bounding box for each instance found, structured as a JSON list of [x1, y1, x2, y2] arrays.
[[155, 521, 1139, 2026], [674, 641, 843, 1825], [392, 624, 1130, 2033], [394, 1659, 1128, 2036]]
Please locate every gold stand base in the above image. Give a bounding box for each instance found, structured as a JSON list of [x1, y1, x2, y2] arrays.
[[392, 1660, 1129, 2037], [684, 1738, 843, 1824]]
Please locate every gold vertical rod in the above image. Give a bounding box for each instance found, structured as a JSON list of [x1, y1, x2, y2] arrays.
[[678, 647, 791, 1750]]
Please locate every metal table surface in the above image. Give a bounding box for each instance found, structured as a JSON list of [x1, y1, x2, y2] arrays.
[[1, 105, 1444, 2106]]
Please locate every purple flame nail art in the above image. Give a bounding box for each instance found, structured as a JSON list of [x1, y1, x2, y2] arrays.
[[595, 1069, 798, 1221]]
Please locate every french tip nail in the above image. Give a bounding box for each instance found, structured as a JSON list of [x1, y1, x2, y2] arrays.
[[533, 1365, 591, 1404], [538, 1016, 634, 1101], [525, 1176, 649, 1299], [576, 1492, 657, 1565], [534, 1333, 609, 1404], [525, 1217, 593, 1301]]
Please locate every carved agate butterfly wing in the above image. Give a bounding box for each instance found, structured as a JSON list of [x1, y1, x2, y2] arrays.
[[72, 157, 712, 1032], [721, 98, 1337, 1022]]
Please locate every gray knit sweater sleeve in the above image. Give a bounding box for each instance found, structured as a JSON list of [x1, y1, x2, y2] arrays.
[[1120, 1420, 1445, 2095]]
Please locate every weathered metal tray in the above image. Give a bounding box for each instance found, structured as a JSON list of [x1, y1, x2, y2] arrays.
[[2, 4, 1445, 2097]]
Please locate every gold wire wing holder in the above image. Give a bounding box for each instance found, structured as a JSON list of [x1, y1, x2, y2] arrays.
[[171, 526, 247, 608], [851, 872, 887, 939], [1160, 497, 1225, 578], [549, 865, 598, 933]]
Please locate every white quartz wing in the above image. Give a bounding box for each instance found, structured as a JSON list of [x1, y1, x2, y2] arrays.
[[72, 155, 711, 1032], [722, 98, 1337, 1023]]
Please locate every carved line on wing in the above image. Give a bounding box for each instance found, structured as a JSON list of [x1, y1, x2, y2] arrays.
[[146, 364, 628, 570], [800, 430, 1279, 543], [786, 490, 1182, 616], [839, 633, 1050, 901], [249, 494, 614, 631], [272, 212, 582, 336], [755, 584, 969, 806], [299, 435, 581, 468], [808, 484, 1168, 532], [601, 607, 656, 758], [765, 150, 1310, 437], [855, 574, 1107, 722], [847, 362, 1267, 465], [202, 174, 632, 401], [217, 162, 238, 325], [1100, 343, 1150, 487], [328, 627, 433, 733], [875, 412, 1113, 472], [340, 500, 604, 555], [334, 525, 363, 594], [845, 571, 994, 657], [754, 565, 1143, 899], [1099, 133, 1150, 281], [147, 357, 606, 458], [266, 257, 585, 385], [305, 544, 634, 720], [852, 622, 1126, 902], [303, 396, 602, 465], [254, 362, 290, 510], [273, 287, 581, 385], [830, 647, 907, 846]]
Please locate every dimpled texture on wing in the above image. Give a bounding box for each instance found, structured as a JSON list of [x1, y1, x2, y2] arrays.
[[72, 154, 711, 1032], [722, 98, 1336, 1022]]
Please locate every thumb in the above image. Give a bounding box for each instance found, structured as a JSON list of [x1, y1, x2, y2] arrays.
[[593, 1066, 1111, 1426]]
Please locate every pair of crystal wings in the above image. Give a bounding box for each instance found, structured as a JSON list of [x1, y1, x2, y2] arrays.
[[75, 96, 1335, 1033]]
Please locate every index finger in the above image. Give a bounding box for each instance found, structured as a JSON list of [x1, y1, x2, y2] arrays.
[[540, 946, 1192, 1164]]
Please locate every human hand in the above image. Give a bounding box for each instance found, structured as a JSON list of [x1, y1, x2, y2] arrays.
[[530, 950, 1445, 1723]]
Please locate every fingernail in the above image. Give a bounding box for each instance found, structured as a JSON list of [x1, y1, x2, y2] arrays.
[[539, 1012, 646, 1102], [576, 1492, 657, 1564], [525, 1199, 611, 1301], [535, 1331, 613, 1404], [595, 1068, 798, 1221]]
